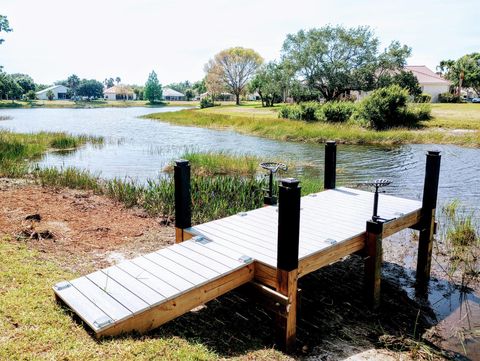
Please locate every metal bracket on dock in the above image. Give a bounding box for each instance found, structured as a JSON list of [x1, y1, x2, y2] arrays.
[[54, 281, 71, 291], [238, 255, 253, 264], [325, 238, 337, 245], [237, 212, 248, 217], [93, 316, 114, 329], [192, 235, 212, 245]]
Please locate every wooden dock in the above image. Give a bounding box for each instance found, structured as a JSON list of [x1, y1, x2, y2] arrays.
[[54, 143, 441, 350]]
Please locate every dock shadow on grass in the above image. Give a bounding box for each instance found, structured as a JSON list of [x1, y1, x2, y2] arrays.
[[81, 256, 469, 360]]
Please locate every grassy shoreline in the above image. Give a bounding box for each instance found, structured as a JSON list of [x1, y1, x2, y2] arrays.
[[145, 104, 480, 147], [0, 131, 104, 176], [0, 99, 202, 109]]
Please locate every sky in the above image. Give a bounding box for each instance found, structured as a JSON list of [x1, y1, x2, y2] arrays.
[[1, 0, 479, 86]]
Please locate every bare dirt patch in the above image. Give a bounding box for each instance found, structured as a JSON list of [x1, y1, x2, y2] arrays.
[[0, 178, 174, 273]]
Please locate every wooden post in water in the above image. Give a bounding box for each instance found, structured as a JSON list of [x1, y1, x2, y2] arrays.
[[416, 151, 441, 291], [364, 220, 384, 309], [276, 178, 301, 352], [324, 141, 337, 190], [174, 159, 191, 243]]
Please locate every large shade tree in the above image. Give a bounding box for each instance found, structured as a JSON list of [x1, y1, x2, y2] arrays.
[[0, 15, 12, 45], [206, 47, 263, 105], [438, 53, 480, 96], [281, 26, 411, 101], [77, 79, 104, 98], [248, 61, 292, 106]]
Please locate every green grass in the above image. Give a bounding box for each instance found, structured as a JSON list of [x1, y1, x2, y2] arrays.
[[169, 150, 261, 176], [439, 200, 479, 289], [145, 104, 480, 147], [35, 150, 324, 224], [0, 240, 219, 360], [429, 103, 480, 129], [0, 131, 103, 177]]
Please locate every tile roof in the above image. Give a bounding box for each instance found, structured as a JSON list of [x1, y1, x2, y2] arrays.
[[405, 65, 451, 85]]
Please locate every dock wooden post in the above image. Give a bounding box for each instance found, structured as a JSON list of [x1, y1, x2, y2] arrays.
[[174, 159, 191, 243], [364, 220, 384, 309], [276, 178, 301, 351], [324, 140, 337, 190], [416, 151, 441, 291]]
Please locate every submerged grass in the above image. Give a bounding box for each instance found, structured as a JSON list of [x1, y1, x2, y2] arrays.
[[145, 105, 480, 146], [439, 200, 480, 289], [0, 131, 103, 177]]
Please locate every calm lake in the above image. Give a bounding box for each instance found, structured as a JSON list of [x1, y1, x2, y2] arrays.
[[0, 107, 478, 213]]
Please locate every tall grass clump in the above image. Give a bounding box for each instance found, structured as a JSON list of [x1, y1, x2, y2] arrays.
[[439, 200, 479, 289], [35, 167, 102, 192], [0, 130, 104, 177], [169, 150, 260, 176]]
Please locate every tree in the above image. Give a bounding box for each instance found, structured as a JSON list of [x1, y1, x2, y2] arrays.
[[133, 86, 144, 100], [11, 73, 35, 94], [0, 73, 22, 101], [67, 74, 80, 96], [46, 89, 54, 101], [206, 47, 263, 105], [144, 71, 163, 103], [115, 77, 121, 85], [185, 89, 194, 101], [0, 15, 12, 45], [377, 70, 422, 96], [25, 90, 36, 100], [248, 61, 293, 106], [104, 78, 115, 88], [192, 79, 207, 95], [77, 79, 104, 98], [438, 53, 480, 96], [282, 26, 411, 101], [204, 61, 225, 105], [167, 81, 192, 94]]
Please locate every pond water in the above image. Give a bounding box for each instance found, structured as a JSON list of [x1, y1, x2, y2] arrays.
[[0, 107, 478, 213], [0, 106, 479, 357]]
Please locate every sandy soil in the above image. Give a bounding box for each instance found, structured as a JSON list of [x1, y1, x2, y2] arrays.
[[0, 178, 174, 273]]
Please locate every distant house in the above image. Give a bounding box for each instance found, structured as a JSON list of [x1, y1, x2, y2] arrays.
[[354, 65, 451, 102], [405, 65, 451, 102], [162, 88, 185, 101], [36, 85, 69, 100], [199, 92, 235, 101], [104, 85, 136, 100]]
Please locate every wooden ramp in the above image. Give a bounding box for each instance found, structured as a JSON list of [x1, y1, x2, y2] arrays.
[[54, 239, 254, 337], [54, 186, 421, 338]]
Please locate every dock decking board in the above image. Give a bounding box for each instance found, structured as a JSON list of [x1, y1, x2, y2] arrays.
[[54, 186, 422, 337]]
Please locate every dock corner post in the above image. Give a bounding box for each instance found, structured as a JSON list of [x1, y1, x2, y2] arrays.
[[276, 178, 301, 352], [416, 150, 441, 292], [364, 220, 384, 309], [324, 140, 337, 190], [174, 159, 191, 243]]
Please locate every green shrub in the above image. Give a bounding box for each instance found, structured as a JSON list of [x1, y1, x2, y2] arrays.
[[414, 93, 432, 103], [278, 102, 322, 121], [356, 85, 413, 130], [318, 101, 355, 123], [438, 92, 461, 103], [49, 135, 78, 149], [200, 97, 215, 109]]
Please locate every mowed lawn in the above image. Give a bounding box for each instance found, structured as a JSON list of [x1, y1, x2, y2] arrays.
[[428, 103, 480, 129]]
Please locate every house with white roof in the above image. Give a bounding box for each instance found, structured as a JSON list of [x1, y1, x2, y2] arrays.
[[404, 65, 451, 102], [36, 85, 69, 100], [162, 87, 185, 101]]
